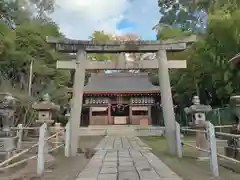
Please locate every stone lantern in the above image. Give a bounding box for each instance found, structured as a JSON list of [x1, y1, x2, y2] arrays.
[[229, 95, 240, 124], [32, 93, 59, 165], [225, 95, 240, 160], [0, 93, 18, 162], [184, 96, 212, 160], [32, 93, 60, 125]]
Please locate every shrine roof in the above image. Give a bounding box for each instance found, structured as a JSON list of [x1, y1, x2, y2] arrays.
[[83, 72, 160, 94]]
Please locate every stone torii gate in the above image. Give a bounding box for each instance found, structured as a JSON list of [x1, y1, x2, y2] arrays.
[[46, 36, 196, 156]]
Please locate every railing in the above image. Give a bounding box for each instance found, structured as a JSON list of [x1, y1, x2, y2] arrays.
[[0, 122, 70, 176], [176, 122, 240, 177]]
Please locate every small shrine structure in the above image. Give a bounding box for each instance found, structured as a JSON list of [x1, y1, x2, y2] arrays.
[[74, 72, 160, 126]]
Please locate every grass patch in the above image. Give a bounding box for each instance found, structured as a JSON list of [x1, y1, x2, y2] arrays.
[[141, 136, 240, 180]]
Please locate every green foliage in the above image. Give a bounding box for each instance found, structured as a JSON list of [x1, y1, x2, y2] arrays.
[[157, 0, 206, 32], [156, 25, 191, 40], [88, 31, 114, 61], [0, 0, 69, 125], [156, 1, 240, 107]]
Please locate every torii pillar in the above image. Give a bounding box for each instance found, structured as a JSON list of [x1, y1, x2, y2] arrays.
[[69, 50, 86, 156], [157, 49, 176, 154]]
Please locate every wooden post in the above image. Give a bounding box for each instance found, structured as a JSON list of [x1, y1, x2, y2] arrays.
[[148, 106, 152, 125], [69, 50, 86, 156], [206, 121, 219, 177], [157, 49, 177, 154], [175, 122, 183, 158], [54, 123, 61, 149], [108, 104, 111, 125], [37, 123, 47, 175], [65, 122, 70, 157], [17, 124, 23, 150], [89, 107, 92, 125], [217, 108, 222, 132]]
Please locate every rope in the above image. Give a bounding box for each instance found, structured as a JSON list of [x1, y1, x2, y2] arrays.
[[0, 129, 64, 167], [181, 128, 207, 133], [0, 143, 64, 171], [216, 132, 240, 138], [182, 142, 240, 164]]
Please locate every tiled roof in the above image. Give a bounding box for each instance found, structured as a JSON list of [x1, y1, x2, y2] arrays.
[[84, 72, 160, 94]]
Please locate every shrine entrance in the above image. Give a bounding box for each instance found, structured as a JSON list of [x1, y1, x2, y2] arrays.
[[46, 35, 196, 156], [111, 104, 129, 125]]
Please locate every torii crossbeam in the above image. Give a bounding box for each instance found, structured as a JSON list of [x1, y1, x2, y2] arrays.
[[46, 36, 196, 156]]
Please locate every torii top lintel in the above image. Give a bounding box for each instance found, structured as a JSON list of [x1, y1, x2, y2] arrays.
[[46, 35, 196, 53]]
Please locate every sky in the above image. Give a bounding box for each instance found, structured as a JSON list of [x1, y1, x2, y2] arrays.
[[51, 0, 161, 40]]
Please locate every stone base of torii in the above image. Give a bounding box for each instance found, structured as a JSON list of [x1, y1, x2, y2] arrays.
[[46, 35, 196, 156]]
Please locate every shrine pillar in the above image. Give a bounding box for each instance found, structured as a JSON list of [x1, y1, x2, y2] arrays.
[[157, 49, 177, 154], [69, 50, 86, 156]]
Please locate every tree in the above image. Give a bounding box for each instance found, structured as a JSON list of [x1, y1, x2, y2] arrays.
[[0, 0, 69, 125], [155, 1, 240, 107], [88, 31, 114, 61], [157, 0, 240, 33], [0, 0, 56, 28], [157, 0, 207, 33]]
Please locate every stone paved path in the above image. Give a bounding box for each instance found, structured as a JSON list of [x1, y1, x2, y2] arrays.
[[76, 136, 183, 180]]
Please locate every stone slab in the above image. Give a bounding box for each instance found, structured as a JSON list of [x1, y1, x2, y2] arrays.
[[119, 171, 139, 180], [98, 173, 117, 180], [100, 167, 118, 174]]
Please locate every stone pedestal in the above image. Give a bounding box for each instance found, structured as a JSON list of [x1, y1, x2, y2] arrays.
[[196, 130, 209, 160]]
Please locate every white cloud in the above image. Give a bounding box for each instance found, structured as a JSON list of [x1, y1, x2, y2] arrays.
[[52, 0, 129, 39], [51, 0, 160, 40]]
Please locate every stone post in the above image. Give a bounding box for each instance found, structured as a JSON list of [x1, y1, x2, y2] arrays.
[[157, 49, 177, 154], [69, 50, 86, 156]]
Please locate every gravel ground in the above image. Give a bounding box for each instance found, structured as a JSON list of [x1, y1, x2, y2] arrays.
[[0, 136, 103, 180]]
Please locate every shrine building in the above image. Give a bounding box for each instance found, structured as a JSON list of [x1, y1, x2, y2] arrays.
[[79, 72, 161, 126]]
